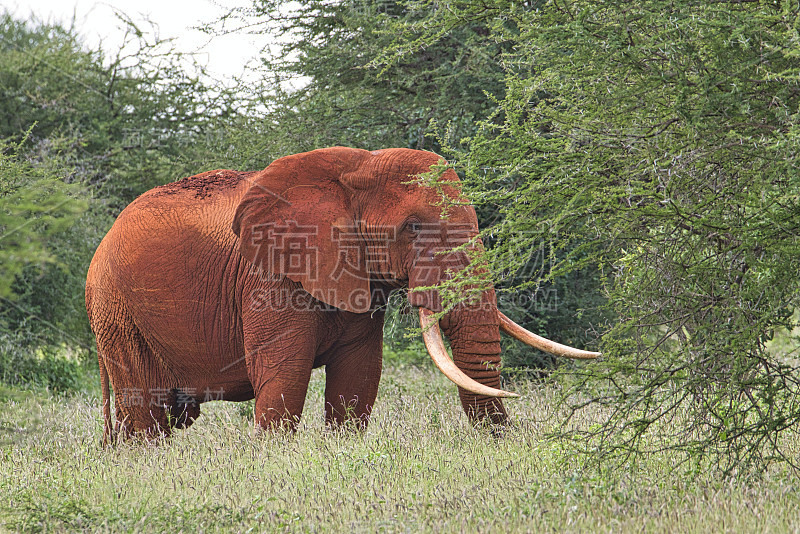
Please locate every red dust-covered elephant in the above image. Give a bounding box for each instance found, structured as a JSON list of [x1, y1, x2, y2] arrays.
[[85, 147, 599, 442]]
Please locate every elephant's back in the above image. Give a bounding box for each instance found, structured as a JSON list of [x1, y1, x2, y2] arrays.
[[124, 169, 255, 228], [147, 169, 256, 202], [88, 169, 252, 281]]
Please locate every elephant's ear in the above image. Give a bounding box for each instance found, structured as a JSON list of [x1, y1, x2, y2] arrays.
[[232, 148, 373, 313]]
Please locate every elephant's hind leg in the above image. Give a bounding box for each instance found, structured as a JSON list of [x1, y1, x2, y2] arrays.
[[113, 385, 201, 439], [91, 301, 185, 440], [166, 388, 201, 429]]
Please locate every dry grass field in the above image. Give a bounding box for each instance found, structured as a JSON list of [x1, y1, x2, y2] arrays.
[[1, 365, 799, 533]]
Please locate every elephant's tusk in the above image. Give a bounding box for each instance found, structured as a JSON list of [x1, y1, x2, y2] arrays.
[[418, 308, 519, 398], [497, 311, 601, 360]]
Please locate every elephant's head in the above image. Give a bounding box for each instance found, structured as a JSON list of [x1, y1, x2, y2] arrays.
[[232, 147, 599, 425]]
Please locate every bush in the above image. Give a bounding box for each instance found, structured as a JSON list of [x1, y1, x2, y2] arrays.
[[0, 335, 89, 392]]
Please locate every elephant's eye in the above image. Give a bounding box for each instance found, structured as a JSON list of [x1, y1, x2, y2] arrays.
[[406, 219, 421, 236]]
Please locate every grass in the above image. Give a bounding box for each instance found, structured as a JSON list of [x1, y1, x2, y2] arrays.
[[1, 364, 799, 533]]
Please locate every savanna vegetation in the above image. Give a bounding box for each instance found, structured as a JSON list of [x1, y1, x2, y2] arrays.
[[4, 368, 800, 532], [1, 0, 799, 530]]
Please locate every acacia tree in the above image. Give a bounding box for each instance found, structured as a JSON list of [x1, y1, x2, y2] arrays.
[[217, 0, 506, 154], [377, 0, 800, 471]]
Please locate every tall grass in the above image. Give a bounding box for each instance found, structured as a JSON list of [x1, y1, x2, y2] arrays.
[[1, 365, 799, 532]]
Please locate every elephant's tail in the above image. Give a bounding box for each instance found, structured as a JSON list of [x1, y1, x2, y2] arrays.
[[87, 283, 115, 447], [99, 353, 114, 447]]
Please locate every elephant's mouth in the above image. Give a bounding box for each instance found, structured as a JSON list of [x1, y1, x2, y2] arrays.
[[417, 307, 601, 398]]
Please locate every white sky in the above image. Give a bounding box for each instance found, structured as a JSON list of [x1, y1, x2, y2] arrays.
[[5, 0, 267, 84]]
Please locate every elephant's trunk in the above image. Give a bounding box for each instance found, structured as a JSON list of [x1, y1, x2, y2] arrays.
[[437, 288, 510, 425]]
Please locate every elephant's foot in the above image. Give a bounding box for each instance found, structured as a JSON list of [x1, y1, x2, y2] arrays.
[[254, 410, 303, 433], [109, 395, 202, 444], [324, 396, 372, 431], [111, 414, 171, 444]]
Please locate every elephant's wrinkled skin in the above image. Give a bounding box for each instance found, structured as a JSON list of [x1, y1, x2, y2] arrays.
[[86, 147, 596, 442]]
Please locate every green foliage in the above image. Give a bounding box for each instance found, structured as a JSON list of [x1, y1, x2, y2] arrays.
[[0, 334, 89, 392], [0, 13, 238, 202], [0, 12, 240, 355], [0, 136, 85, 299], [377, 0, 800, 470], [221, 0, 506, 154], [382, 341, 430, 367]]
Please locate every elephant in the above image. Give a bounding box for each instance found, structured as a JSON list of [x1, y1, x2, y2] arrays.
[[85, 147, 599, 442]]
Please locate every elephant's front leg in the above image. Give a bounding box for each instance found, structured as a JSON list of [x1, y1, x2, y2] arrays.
[[323, 312, 384, 430], [244, 317, 319, 431]]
